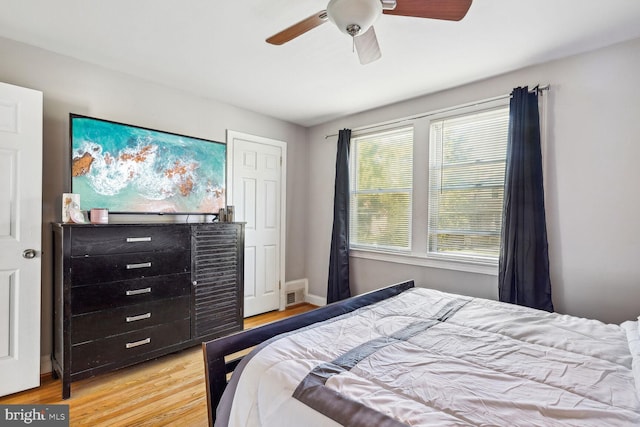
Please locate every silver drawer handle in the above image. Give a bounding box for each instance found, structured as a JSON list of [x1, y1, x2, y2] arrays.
[[125, 338, 151, 349], [125, 287, 151, 296], [126, 312, 151, 323], [126, 237, 152, 243], [126, 262, 152, 270]]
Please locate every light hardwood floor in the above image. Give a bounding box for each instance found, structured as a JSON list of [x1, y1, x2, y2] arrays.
[[0, 303, 317, 426]]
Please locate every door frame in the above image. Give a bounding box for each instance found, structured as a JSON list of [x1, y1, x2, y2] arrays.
[[226, 130, 287, 311]]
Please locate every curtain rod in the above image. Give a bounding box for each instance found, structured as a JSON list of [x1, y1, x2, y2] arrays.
[[324, 84, 550, 139]]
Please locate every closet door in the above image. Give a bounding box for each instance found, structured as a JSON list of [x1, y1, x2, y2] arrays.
[[0, 82, 43, 397], [227, 131, 286, 317]]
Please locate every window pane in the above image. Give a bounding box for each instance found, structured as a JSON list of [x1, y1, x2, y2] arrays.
[[428, 107, 508, 262], [436, 188, 504, 232], [429, 233, 501, 258], [353, 192, 411, 249], [355, 132, 413, 190], [350, 127, 413, 251]]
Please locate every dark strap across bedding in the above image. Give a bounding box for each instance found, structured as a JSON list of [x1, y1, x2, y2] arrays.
[[292, 298, 469, 426]]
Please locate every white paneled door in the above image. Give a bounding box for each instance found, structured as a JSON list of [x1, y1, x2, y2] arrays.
[[0, 82, 43, 396], [227, 131, 286, 317]]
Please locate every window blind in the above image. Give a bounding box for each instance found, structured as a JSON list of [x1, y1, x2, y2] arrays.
[[350, 127, 413, 251], [428, 107, 509, 261]]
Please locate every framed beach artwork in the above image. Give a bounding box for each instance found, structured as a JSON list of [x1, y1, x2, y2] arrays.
[[70, 114, 226, 215]]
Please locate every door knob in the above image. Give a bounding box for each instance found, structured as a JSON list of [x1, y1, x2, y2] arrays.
[[22, 249, 37, 259]]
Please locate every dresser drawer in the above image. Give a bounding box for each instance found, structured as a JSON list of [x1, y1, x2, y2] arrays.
[[70, 250, 190, 285], [71, 319, 190, 373], [71, 273, 191, 314], [70, 225, 190, 256], [71, 296, 190, 344]]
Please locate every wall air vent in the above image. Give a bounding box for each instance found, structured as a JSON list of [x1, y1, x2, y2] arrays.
[[286, 288, 305, 306]]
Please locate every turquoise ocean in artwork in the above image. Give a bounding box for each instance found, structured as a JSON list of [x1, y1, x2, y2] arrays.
[[71, 117, 226, 213]]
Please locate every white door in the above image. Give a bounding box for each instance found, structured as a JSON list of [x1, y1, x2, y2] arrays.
[[227, 131, 286, 317], [0, 82, 43, 396]]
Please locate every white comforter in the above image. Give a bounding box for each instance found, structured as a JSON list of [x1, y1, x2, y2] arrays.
[[224, 288, 640, 426]]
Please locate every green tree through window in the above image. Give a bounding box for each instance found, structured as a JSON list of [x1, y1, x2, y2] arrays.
[[428, 107, 509, 260], [350, 127, 413, 251]]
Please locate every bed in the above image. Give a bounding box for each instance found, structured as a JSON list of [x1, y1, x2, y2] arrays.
[[202, 280, 640, 426]]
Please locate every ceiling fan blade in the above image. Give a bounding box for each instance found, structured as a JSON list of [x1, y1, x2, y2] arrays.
[[354, 26, 382, 65], [266, 10, 328, 45], [384, 0, 472, 21]]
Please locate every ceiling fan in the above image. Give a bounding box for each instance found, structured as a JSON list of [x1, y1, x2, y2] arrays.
[[266, 0, 473, 65]]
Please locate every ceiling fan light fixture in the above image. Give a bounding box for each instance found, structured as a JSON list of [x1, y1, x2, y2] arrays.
[[327, 0, 382, 37]]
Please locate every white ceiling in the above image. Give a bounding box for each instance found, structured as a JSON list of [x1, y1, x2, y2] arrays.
[[2, 1, 640, 127]]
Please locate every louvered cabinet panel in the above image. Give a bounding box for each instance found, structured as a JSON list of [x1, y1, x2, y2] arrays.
[[191, 223, 244, 341]]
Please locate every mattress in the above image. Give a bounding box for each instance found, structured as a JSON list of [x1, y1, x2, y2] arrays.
[[219, 288, 640, 426]]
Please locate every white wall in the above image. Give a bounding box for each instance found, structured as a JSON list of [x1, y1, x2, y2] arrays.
[[307, 37, 640, 325], [2, 32, 639, 363], [0, 36, 309, 361]]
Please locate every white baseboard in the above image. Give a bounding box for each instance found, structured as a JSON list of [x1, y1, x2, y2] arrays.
[[285, 278, 307, 293], [41, 354, 52, 374], [284, 278, 327, 306], [284, 278, 308, 307], [305, 293, 327, 307]]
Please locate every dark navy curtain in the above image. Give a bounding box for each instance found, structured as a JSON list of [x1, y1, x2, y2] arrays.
[[499, 87, 554, 312], [327, 129, 351, 304]]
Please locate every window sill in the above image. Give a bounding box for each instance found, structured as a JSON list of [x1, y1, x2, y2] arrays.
[[349, 249, 498, 276]]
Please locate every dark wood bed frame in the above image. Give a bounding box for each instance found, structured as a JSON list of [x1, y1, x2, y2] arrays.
[[201, 280, 415, 425]]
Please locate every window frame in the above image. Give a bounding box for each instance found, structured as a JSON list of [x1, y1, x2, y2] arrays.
[[426, 103, 510, 266], [348, 97, 513, 276], [349, 125, 414, 253]]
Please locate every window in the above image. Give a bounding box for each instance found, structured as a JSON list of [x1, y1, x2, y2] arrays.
[[350, 127, 413, 251], [348, 97, 513, 274], [428, 107, 509, 263]]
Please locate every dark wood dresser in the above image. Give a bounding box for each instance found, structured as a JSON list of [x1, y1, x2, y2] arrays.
[[51, 222, 244, 399]]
